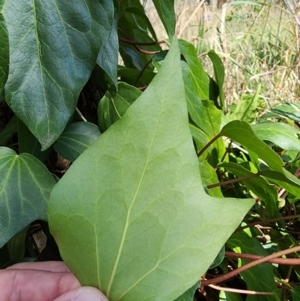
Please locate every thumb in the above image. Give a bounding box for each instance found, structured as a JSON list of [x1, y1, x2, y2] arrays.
[[54, 286, 109, 301]]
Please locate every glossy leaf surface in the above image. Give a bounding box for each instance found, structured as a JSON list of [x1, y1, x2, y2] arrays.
[[0, 147, 55, 247], [53, 122, 100, 162], [49, 39, 253, 301], [3, 0, 113, 149], [0, 0, 9, 93], [97, 0, 119, 85]]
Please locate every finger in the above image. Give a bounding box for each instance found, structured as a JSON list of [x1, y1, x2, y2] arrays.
[[0, 268, 80, 301], [54, 287, 109, 301], [7, 261, 71, 273]]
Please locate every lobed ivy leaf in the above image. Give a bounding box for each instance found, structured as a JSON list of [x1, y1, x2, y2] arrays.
[[152, 0, 176, 37], [0, 147, 55, 247], [53, 122, 100, 162], [48, 38, 253, 301], [3, 0, 114, 149], [252, 122, 300, 151], [0, 0, 9, 94]]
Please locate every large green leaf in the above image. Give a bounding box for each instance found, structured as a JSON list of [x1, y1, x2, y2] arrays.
[[152, 0, 176, 36], [98, 82, 141, 132], [48, 38, 253, 301], [97, 0, 119, 85], [3, 1, 114, 149], [0, 147, 55, 247], [53, 122, 100, 162], [0, 1, 9, 93], [252, 122, 300, 151], [174, 282, 199, 301]]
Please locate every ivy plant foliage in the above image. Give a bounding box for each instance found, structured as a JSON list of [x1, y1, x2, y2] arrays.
[[48, 38, 253, 301], [0, 147, 55, 247], [2, 0, 114, 150], [0, 0, 9, 94]]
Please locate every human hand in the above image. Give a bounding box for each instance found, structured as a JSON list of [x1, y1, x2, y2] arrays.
[[0, 261, 108, 301]]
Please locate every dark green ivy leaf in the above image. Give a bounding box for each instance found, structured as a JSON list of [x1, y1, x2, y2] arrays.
[[3, 0, 114, 149]]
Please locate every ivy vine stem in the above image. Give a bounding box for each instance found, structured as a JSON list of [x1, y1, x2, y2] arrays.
[[201, 246, 300, 286]]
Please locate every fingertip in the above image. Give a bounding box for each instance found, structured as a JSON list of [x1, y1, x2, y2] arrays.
[[54, 286, 109, 301]]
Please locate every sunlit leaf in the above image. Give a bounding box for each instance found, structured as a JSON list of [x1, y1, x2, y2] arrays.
[[228, 86, 260, 123], [49, 38, 253, 301], [252, 122, 300, 151], [221, 120, 283, 171]]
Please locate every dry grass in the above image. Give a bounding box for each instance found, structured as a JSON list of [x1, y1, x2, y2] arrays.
[[143, 0, 300, 107]]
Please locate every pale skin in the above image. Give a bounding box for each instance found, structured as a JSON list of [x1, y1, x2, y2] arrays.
[[0, 261, 108, 301]]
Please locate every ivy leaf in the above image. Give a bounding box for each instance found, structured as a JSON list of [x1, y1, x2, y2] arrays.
[[98, 82, 141, 132], [0, 147, 55, 247], [53, 122, 100, 162], [152, 0, 176, 37], [0, 1, 9, 93], [48, 38, 253, 301], [3, 0, 114, 149]]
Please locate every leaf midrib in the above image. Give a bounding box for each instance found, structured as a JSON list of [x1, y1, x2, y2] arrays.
[[106, 108, 162, 297]]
